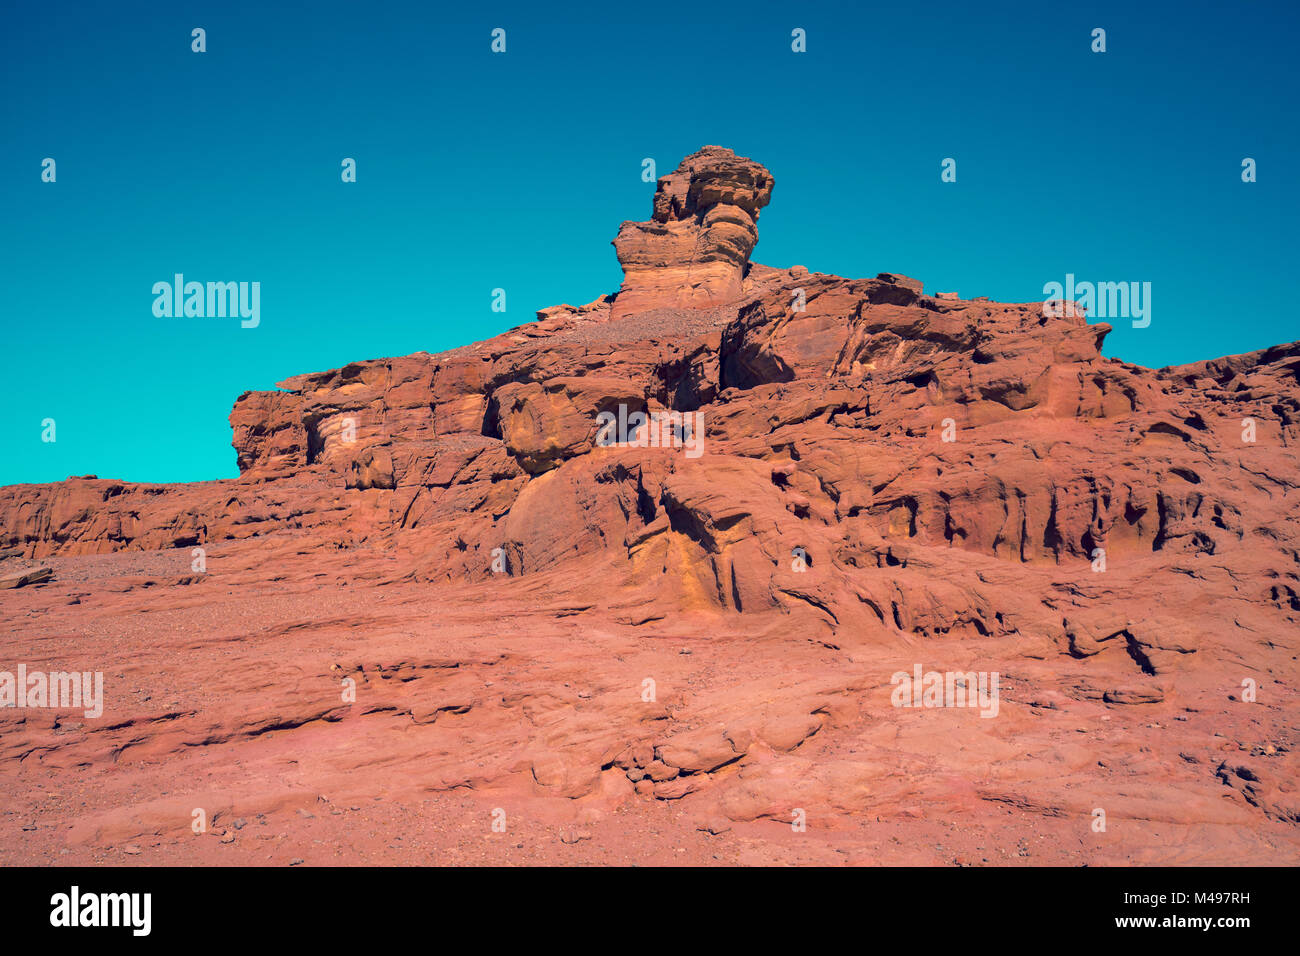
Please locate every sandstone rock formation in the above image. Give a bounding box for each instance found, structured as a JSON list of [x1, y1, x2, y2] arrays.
[[1, 147, 1297, 866], [612, 146, 773, 319]]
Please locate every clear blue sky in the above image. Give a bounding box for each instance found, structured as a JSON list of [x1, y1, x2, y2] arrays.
[[2, 0, 1297, 485]]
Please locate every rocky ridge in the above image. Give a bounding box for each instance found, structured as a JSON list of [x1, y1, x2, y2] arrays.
[[1, 147, 1297, 865]]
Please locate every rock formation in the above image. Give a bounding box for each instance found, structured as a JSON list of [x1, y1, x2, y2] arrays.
[[612, 146, 773, 319], [1, 146, 1297, 866]]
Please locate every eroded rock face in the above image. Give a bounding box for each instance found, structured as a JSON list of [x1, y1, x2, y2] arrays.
[[2, 147, 1298, 865], [5, 171, 1298, 659], [612, 146, 774, 319]]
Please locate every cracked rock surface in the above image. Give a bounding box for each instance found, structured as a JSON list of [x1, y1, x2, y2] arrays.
[[2, 146, 1297, 865]]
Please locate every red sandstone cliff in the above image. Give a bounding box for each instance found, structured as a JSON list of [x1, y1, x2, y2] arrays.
[[1, 148, 1296, 864]]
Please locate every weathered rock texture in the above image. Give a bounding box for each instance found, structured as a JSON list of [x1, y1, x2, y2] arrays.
[[612, 146, 773, 319], [1, 147, 1297, 866]]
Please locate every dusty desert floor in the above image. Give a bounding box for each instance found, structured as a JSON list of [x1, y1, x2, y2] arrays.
[[2, 536, 1295, 867]]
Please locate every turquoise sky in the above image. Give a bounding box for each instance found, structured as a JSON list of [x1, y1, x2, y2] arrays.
[[2, 0, 1297, 484]]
